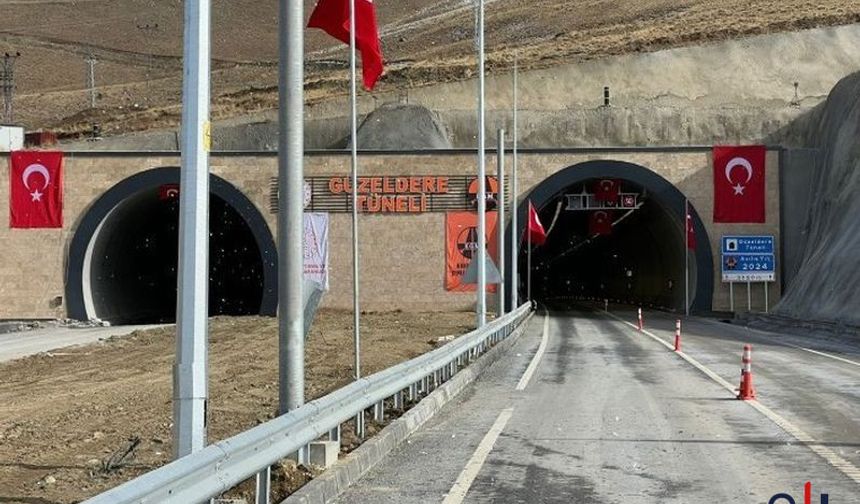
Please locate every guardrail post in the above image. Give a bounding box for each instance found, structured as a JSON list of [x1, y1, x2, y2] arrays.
[[433, 370, 440, 389], [409, 382, 417, 402], [329, 424, 341, 443], [393, 390, 404, 410], [255, 466, 271, 504], [373, 401, 385, 422], [355, 411, 365, 439]]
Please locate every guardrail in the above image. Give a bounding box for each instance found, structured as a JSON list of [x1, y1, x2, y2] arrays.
[[83, 303, 532, 504]]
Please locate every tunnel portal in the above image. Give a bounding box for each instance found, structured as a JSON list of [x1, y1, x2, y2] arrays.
[[67, 168, 278, 324], [508, 160, 713, 313]]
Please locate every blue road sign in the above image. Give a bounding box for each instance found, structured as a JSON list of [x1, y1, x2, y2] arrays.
[[722, 235, 774, 255], [721, 235, 776, 282]]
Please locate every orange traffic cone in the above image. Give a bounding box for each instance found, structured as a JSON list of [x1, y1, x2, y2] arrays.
[[737, 344, 756, 400], [674, 320, 682, 352]]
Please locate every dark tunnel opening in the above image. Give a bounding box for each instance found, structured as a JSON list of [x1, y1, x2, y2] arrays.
[[87, 189, 264, 324], [68, 168, 279, 325], [505, 160, 713, 313], [522, 179, 694, 311]]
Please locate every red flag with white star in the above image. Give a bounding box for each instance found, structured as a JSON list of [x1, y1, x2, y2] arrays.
[[9, 151, 63, 228], [713, 145, 765, 223]]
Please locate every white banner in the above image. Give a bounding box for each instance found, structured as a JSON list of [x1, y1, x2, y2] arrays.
[[304, 213, 329, 290]]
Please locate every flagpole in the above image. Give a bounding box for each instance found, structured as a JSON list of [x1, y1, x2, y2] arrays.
[[476, 0, 487, 327], [509, 55, 518, 310], [496, 128, 505, 316], [685, 199, 690, 316], [527, 203, 532, 302], [278, 0, 305, 417], [347, 0, 366, 438]]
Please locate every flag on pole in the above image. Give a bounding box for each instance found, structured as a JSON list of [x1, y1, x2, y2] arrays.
[[526, 201, 547, 246], [308, 0, 384, 90], [686, 202, 697, 250]]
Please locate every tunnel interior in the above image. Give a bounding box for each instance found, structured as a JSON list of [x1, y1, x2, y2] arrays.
[[85, 187, 266, 324], [519, 177, 699, 311]]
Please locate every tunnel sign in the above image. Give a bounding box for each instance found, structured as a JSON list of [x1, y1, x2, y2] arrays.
[[721, 236, 774, 255], [721, 235, 775, 282]]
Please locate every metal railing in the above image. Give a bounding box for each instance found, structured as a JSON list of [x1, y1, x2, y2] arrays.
[[83, 303, 531, 504]]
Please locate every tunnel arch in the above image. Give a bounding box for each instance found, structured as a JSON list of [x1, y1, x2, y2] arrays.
[[66, 167, 278, 323], [505, 159, 713, 312]]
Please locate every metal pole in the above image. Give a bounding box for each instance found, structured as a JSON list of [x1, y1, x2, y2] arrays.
[[730, 282, 734, 313], [496, 128, 505, 316], [278, 0, 305, 414], [349, 0, 361, 380], [685, 199, 690, 316], [509, 57, 518, 310], [764, 282, 769, 313], [527, 214, 532, 302], [174, 0, 210, 459], [747, 281, 752, 312], [476, 0, 487, 327]]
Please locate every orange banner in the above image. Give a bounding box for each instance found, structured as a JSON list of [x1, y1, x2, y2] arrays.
[[445, 211, 499, 292]]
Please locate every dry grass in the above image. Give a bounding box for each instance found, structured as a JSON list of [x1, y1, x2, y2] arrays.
[[1, 0, 858, 135]]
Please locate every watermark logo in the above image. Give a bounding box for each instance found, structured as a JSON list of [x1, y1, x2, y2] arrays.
[[769, 482, 829, 504]]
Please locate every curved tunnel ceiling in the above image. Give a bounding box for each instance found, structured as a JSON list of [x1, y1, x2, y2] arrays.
[[67, 168, 278, 324], [505, 160, 712, 312]]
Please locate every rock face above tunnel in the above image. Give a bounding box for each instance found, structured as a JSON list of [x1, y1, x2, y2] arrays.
[[776, 71, 860, 324], [348, 103, 451, 150]]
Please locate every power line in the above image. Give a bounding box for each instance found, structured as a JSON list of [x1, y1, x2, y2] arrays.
[[1, 52, 21, 124]]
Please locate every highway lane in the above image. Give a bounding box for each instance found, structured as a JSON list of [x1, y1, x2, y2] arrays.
[[614, 306, 860, 475], [334, 311, 859, 503]]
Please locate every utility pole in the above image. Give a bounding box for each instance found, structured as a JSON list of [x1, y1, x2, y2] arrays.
[[1, 52, 21, 123], [85, 53, 98, 108], [174, 0, 210, 459]]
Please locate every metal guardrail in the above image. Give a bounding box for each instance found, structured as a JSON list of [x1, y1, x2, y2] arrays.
[[83, 303, 531, 504]]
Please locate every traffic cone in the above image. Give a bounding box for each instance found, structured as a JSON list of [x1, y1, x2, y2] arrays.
[[638, 308, 644, 331], [737, 344, 756, 400], [674, 320, 681, 352]]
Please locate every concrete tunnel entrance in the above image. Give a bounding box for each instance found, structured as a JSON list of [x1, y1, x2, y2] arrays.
[[505, 160, 713, 312], [66, 168, 278, 324]]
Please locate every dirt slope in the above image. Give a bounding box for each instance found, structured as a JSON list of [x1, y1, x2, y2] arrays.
[[1, 0, 858, 136], [0, 309, 474, 504]]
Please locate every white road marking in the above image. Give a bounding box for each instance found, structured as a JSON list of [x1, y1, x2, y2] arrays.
[[696, 317, 860, 368], [605, 310, 860, 486], [516, 313, 550, 391], [442, 408, 515, 504]]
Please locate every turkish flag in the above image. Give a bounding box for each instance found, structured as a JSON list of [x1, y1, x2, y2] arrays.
[[686, 203, 696, 250], [713, 146, 766, 223], [9, 151, 63, 228], [308, 0, 384, 90], [593, 179, 620, 203], [526, 201, 547, 246], [589, 210, 613, 235]]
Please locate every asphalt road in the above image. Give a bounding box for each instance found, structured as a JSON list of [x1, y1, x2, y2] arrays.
[[334, 309, 860, 503], [0, 324, 159, 363]]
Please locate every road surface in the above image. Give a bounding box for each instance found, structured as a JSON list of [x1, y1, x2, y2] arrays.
[[334, 308, 860, 503], [0, 324, 161, 363]]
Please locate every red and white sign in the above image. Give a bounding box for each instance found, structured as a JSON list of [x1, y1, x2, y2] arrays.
[[713, 146, 766, 223], [9, 151, 63, 228]]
